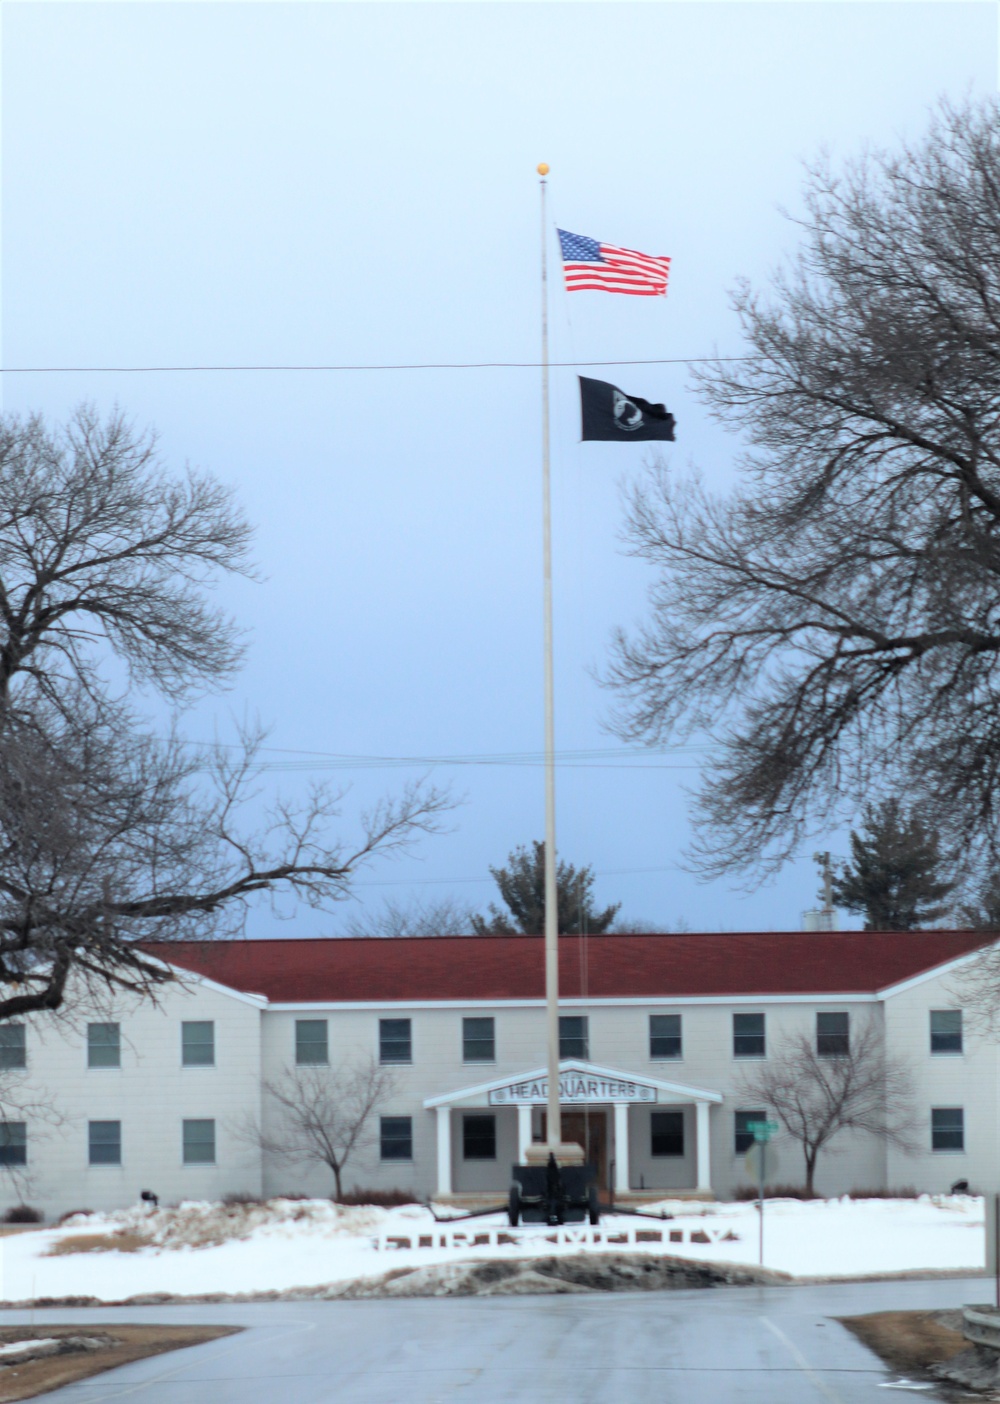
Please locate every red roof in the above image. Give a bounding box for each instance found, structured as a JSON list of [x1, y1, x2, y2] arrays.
[[149, 930, 991, 1003]]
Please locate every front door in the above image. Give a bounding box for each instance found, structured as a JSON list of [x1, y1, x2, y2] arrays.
[[541, 1111, 608, 1190]]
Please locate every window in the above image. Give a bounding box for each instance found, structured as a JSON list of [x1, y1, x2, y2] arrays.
[[733, 1013, 765, 1058], [181, 1021, 215, 1067], [0, 1025, 26, 1071], [87, 1022, 120, 1069], [463, 1114, 497, 1160], [931, 1107, 965, 1152], [649, 1014, 682, 1060], [931, 1010, 963, 1055], [379, 1018, 412, 1064], [734, 1109, 767, 1155], [380, 1116, 412, 1161], [651, 1111, 685, 1157], [182, 1119, 216, 1164], [0, 1122, 26, 1167], [817, 1012, 850, 1057], [295, 1020, 329, 1065], [462, 1017, 495, 1063], [89, 1120, 122, 1166], [559, 1016, 589, 1059]]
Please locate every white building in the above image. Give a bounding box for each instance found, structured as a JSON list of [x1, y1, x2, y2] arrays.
[[0, 930, 991, 1218]]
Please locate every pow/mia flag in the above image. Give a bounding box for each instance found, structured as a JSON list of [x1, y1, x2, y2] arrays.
[[579, 376, 676, 442]]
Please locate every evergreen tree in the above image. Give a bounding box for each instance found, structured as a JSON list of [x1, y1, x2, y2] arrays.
[[472, 841, 620, 935], [831, 799, 955, 930]]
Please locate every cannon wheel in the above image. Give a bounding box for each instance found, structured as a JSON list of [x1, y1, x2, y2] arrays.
[[588, 1185, 600, 1225], [508, 1183, 521, 1227]]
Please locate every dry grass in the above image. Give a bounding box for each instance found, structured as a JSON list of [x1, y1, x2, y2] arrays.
[[46, 1232, 150, 1256], [0, 1324, 240, 1401], [838, 1310, 968, 1376]]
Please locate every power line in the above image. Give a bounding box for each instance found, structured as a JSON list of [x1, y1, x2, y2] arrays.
[[351, 862, 682, 889], [181, 740, 711, 773], [0, 355, 756, 375]]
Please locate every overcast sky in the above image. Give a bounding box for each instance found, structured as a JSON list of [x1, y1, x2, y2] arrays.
[[2, 1, 996, 935]]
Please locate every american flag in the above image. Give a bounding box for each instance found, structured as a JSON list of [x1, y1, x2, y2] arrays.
[[557, 228, 670, 297]]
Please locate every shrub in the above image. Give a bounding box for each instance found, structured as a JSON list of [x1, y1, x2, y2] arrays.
[[732, 1184, 819, 1201], [222, 1191, 265, 1207], [56, 1208, 95, 1225], [3, 1204, 43, 1224], [847, 1186, 920, 1199], [336, 1188, 416, 1208]]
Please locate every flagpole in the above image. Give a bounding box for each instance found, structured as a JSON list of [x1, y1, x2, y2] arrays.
[[537, 161, 562, 1155]]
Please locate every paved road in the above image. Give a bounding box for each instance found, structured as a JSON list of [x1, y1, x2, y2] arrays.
[[0, 1277, 987, 1402]]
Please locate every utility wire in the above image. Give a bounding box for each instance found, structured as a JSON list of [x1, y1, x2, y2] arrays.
[[0, 355, 756, 374], [180, 740, 711, 773]]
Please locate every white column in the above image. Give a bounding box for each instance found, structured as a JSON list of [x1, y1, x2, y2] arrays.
[[614, 1103, 630, 1193], [517, 1104, 533, 1164], [436, 1106, 452, 1196], [695, 1101, 712, 1192]]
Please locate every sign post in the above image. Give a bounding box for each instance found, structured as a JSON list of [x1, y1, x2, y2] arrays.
[[746, 1121, 779, 1266]]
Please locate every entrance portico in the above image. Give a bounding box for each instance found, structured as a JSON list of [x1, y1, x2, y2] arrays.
[[424, 1059, 723, 1199]]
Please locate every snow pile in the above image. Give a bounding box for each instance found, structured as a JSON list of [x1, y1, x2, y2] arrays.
[[57, 1197, 414, 1251], [0, 1194, 985, 1303]]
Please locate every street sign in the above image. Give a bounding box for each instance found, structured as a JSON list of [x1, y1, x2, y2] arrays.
[[746, 1120, 780, 1143]]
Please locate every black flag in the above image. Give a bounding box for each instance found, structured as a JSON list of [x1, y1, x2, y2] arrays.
[[579, 376, 676, 442]]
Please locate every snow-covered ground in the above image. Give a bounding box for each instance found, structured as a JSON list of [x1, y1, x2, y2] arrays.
[[0, 1195, 985, 1303]]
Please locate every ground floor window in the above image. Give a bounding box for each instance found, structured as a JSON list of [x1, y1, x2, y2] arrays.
[[734, 1108, 767, 1155], [380, 1116, 413, 1161], [462, 1114, 496, 1160], [89, 1120, 122, 1166], [0, 1121, 26, 1167], [182, 1118, 216, 1165], [651, 1111, 684, 1157], [931, 1107, 964, 1152]]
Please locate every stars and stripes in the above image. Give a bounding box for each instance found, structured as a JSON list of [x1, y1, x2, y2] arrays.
[[556, 228, 670, 297]]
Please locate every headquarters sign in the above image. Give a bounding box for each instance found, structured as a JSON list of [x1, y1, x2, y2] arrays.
[[489, 1074, 658, 1106]]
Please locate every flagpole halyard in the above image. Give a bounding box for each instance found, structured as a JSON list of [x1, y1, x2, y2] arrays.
[[537, 162, 562, 1155]]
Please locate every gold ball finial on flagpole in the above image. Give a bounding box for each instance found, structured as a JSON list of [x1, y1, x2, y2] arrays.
[[537, 162, 550, 176]]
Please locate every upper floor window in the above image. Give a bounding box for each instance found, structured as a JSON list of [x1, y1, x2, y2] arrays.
[[0, 1024, 26, 1070], [930, 1010, 963, 1055], [379, 1018, 412, 1064], [380, 1116, 412, 1160], [87, 1022, 120, 1069], [295, 1019, 329, 1065], [649, 1014, 682, 1060], [463, 1114, 497, 1160], [816, 1012, 850, 1057], [733, 1013, 765, 1059], [181, 1021, 215, 1067], [734, 1108, 767, 1155], [651, 1111, 685, 1157], [462, 1017, 495, 1063], [559, 1016, 589, 1059], [182, 1119, 216, 1165], [89, 1120, 122, 1166], [931, 1107, 965, 1152], [0, 1122, 26, 1167]]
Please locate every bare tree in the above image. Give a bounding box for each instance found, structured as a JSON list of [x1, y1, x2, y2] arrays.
[[0, 1071, 67, 1207], [0, 406, 450, 1022], [605, 97, 1000, 880], [342, 894, 477, 938], [737, 1018, 915, 1196], [244, 1059, 397, 1200]]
